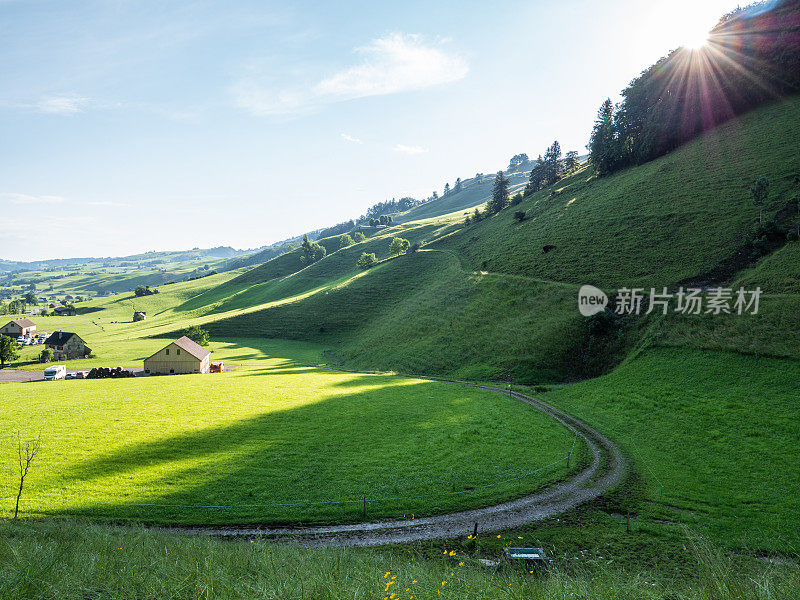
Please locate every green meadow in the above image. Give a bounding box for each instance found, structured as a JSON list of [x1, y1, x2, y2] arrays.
[[3, 520, 798, 600], [0, 356, 579, 525]]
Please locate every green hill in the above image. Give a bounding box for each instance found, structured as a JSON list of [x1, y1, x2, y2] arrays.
[[393, 169, 530, 223], [200, 96, 800, 382]]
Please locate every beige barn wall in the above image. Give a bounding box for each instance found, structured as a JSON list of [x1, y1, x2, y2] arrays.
[[144, 344, 210, 374]]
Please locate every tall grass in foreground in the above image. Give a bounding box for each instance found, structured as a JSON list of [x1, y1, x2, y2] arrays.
[[0, 521, 797, 599]]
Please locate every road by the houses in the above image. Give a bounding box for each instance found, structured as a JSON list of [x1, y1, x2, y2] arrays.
[[0, 367, 145, 383]]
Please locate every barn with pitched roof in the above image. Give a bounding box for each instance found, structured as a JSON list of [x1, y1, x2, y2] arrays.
[[0, 318, 37, 338], [143, 336, 211, 375]]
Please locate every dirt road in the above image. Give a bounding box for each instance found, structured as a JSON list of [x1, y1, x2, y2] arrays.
[[176, 382, 626, 547]]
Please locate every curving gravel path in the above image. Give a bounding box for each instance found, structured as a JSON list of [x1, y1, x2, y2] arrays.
[[175, 381, 626, 547]]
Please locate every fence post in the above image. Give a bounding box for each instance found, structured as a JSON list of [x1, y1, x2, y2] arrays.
[[362, 495, 367, 519]]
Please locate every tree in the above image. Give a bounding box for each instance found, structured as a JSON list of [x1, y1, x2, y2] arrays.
[[356, 252, 377, 269], [487, 171, 510, 213], [525, 155, 546, 195], [514, 210, 527, 222], [0, 301, 6, 316], [564, 150, 579, 172], [185, 325, 210, 347], [589, 99, 619, 176], [134, 285, 157, 297], [510, 192, 523, 206], [750, 177, 769, 223], [23, 292, 38, 305], [508, 153, 530, 171], [378, 215, 393, 226], [14, 433, 41, 519], [339, 234, 354, 249], [542, 141, 563, 186], [0, 335, 20, 368], [300, 234, 326, 265], [8, 300, 23, 314], [454, 177, 463, 193], [443, 182, 451, 196], [369, 218, 378, 227], [353, 231, 366, 243], [39, 348, 53, 363], [389, 237, 410, 255], [473, 207, 482, 222]]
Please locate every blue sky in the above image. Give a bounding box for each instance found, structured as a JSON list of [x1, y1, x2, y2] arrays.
[[0, 0, 742, 260]]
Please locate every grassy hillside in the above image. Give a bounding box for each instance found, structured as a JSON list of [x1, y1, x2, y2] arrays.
[[432, 97, 800, 288], [543, 347, 800, 553], [394, 169, 530, 223]]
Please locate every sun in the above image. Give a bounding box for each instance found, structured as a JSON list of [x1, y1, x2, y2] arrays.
[[674, 14, 714, 50], [681, 30, 711, 50]]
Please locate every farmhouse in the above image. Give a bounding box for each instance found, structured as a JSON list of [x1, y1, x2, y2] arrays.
[[144, 336, 210, 375], [0, 318, 37, 338], [45, 331, 92, 360], [54, 306, 77, 316], [133, 311, 146, 322]]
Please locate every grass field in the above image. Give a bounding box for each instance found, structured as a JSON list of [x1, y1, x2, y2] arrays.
[[542, 347, 800, 553], [2, 520, 798, 600], [0, 353, 580, 525]]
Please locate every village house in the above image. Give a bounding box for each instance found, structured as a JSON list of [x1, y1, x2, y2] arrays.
[[143, 336, 210, 375], [54, 306, 77, 316], [45, 331, 92, 360], [133, 311, 147, 322], [0, 318, 37, 338]]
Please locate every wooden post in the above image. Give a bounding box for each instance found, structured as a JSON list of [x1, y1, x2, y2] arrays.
[[362, 495, 367, 519], [473, 522, 479, 539]]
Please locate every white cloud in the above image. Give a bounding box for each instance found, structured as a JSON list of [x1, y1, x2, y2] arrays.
[[340, 133, 362, 144], [35, 93, 92, 115], [0, 193, 66, 204], [393, 144, 428, 155], [234, 33, 468, 116], [84, 200, 131, 207]]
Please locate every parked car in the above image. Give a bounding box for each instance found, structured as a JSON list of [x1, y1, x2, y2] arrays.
[[65, 372, 75, 380], [43, 365, 66, 381]]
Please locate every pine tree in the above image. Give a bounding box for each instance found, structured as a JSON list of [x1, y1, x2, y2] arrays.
[[589, 99, 618, 176], [564, 151, 579, 172], [444, 182, 451, 196], [454, 177, 462, 193], [543, 141, 562, 186], [488, 171, 510, 213]]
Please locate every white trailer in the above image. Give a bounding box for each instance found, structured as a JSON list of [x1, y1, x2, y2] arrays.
[[43, 364, 66, 381]]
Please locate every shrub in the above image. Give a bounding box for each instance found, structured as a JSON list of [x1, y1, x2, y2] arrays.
[[389, 237, 410, 256], [510, 193, 523, 206], [513, 210, 526, 222], [788, 229, 799, 242], [409, 242, 421, 253], [39, 348, 53, 363], [353, 231, 366, 243], [356, 252, 377, 269], [185, 325, 210, 347], [339, 234, 354, 249], [134, 285, 158, 297]]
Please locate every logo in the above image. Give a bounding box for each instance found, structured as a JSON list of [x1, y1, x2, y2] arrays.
[[578, 285, 608, 317]]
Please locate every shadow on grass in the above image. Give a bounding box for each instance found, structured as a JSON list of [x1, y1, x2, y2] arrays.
[[49, 378, 571, 525]]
